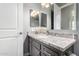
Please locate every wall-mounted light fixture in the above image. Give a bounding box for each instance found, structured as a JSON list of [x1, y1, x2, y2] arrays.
[[31, 10, 39, 17], [41, 3, 54, 8]]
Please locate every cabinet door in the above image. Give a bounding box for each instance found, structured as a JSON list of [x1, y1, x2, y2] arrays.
[[29, 38, 40, 56], [31, 46, 40, 56], [32, 40, 40, 50]]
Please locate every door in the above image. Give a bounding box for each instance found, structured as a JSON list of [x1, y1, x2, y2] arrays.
[[0, 3, 23, 56]]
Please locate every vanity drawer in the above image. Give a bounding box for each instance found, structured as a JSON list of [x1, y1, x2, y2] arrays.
[[32, 40, 40, 50], [41, 45, 58, 56]]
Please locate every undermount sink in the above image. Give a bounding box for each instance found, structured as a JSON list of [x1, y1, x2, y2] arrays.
[[36, 34, 49, 39]]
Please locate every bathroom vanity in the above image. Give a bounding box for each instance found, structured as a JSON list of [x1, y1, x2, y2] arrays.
[[25, 3, 77, 56], [27, 33, 76, 56]]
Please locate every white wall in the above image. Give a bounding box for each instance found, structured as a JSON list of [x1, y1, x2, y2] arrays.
[[54, 4, 61, 30]]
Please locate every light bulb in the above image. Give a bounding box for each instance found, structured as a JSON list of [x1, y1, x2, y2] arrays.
[[41, 3, 50, 8], [37, 11, 39, 14], [50, 3, 54, 5], [45, 4, 50, 8], [31, 10, 40, 17], [41, 3, 46, 6]]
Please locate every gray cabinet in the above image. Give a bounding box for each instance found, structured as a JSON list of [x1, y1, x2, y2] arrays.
[[28, 36, 74, 56]]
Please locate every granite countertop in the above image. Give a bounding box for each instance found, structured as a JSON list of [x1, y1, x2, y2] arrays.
[[28, 33, 76, 52]]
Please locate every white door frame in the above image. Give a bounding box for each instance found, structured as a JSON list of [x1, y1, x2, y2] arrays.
[[17, 3, 23, 56]]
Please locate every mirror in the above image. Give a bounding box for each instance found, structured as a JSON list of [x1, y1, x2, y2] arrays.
[[50, 3, 76, 30], [30, 9, 39, 27], [61, 4, 76, 30], [41, 13, 47, 27], [30, 9, 47, 27], [29, 4, 76, 31]]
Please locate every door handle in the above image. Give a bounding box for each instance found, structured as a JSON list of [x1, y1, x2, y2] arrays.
[[19, 32, 23, 35]]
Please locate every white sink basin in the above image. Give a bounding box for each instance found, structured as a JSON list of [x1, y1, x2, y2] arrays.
[[36, 34, 49, 39]]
